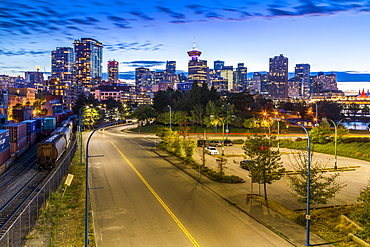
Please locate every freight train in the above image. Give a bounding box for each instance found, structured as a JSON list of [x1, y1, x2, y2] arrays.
[[0, 112, 78, 175], [37, 115, 77, 170]]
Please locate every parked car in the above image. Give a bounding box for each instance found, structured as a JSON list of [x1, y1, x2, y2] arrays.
[[239, 160, 254, 170], [208, 140, 222, 147], [205, 147, 219, 155], [197, 139, 208, 147], [223, 139, 234, 146]]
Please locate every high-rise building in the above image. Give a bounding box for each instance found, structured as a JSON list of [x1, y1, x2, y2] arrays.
[[108, 60, 119, 84], [294, 63, 311, 99], [25, 67, 44, 91], [268, 54, 288, 99], [214, 60, 224, 77], [220, 66, 234, 91], [187, 41, 208, 85], [164, 61, 178, 83], [235, 63, 248, 91], [135, 67, 155, 92], [51, 47, 74, 85], [74, 38, 103, 87], [314, 72, 337, 92]]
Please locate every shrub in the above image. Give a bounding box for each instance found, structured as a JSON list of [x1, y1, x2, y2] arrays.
[[233, 139, 244, 144]]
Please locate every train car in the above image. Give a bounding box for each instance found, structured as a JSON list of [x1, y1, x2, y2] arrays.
[[34, 117, 45, 135], [43, 117, 57, 135], [61, 119, 74, 130], [37, 134, 67, 169], [51, 126, 72, 145]]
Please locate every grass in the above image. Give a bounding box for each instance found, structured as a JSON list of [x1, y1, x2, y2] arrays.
[[25, 148, 95, 246], [252, 195, 364, 247]]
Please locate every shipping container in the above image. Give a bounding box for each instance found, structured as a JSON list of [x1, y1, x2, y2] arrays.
[[22, 120, 37, 134], [35, 117, 44, 134], [3, 123, 27, 142], [27, 132, 37, 144], [0, 147, 11, 166], [44, 117, 57, 131], [0, 129, 10, 152], [49, 114, 64, 126], [10, 136, 27, 153]]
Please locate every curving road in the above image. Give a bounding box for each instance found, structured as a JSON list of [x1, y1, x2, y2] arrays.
[[87, 129, 293, 247]]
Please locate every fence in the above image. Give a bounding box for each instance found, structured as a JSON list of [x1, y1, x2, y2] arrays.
[[0, 138, 77, 247]]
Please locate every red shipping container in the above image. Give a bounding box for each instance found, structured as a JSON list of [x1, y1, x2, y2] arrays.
[[0, 148, 10, 165], [10, 136, 27, 153], [4, 123, 27, 142], [27, 132, 37, 144]]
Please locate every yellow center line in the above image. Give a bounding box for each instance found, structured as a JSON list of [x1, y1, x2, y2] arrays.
[[111, 142, 200, 247]]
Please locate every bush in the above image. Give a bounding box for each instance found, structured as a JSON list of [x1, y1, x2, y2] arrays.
[[233, 139, 244, 144]]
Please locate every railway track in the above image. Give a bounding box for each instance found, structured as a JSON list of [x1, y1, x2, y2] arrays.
[[0, 154, 37, 192], [0, 169, 49, 234]]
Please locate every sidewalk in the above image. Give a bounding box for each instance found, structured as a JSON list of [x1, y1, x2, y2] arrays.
[[152, 147, 334, 247]]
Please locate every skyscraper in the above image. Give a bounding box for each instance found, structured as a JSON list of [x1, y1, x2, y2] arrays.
[[268, 54, 288, 99], [214, 60, 224, 77], [187, 41, 208, 85], [295, 63, 311, 99], [74, 38, 103, 87], [220, 66, 234, 91], [51, 47, 74, 85], [235, 63, 248, 91], [108, 60, 119, 84]]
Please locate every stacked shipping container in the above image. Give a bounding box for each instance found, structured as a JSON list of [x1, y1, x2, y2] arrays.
[[3, 123, 27, 154], [23, 120, 37, 144]]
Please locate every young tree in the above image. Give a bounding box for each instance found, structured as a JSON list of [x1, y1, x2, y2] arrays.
[[242, 134, 285, 202], [131, 105, 158, 124], [309, 119, 332, 144], [82, 108, 101, 129], [351, 180, 370, 240], [287, 151, 346, 205]]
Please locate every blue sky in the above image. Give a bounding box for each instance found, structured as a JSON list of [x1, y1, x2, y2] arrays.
[[1, 0, 370, 80]]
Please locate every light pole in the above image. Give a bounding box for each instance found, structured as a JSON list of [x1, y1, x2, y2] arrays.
[[324, 118, 348, 169], [168, 105, 172, 130], [284, 119, 311, 246], [226, 103, 230, 139], [79, 105, 90, 164], [221, 117, 229, 156], [85, 120, 126, 247]]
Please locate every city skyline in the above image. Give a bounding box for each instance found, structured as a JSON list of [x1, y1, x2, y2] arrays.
[[2, 0, 370, 79]]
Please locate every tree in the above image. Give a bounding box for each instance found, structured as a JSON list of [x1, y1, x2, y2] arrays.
[[156, 111, 189, 126], [82, 108, 100, 129], [104, 97, 124, 122], [242, 134, 285, 202], [351, 180, 370, 240], [72, 94, 99, 115], [287, 151, 346, 205], [131, 105, 158, 123], [309, 119, 332, 144]]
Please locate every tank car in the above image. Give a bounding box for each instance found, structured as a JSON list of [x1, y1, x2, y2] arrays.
[[37, 134, 67, 169]]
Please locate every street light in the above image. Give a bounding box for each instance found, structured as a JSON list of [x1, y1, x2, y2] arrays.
[[226, 103, 230, 139], [284, 119, 311, 246], [79, 105, 90, 164], [323, 118, 348, 169], [168, 105, 172, 130], [84, 120, 126, 247]]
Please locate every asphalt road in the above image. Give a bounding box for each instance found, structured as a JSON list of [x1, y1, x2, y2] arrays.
[[87, 130, 293, 247]]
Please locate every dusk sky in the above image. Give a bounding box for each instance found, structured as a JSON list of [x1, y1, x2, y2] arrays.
[[2, 0, 370, 81]]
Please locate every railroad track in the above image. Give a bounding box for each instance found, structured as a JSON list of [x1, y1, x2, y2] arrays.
[[0, 169, 49, 234], [0, 154, 37, 192]]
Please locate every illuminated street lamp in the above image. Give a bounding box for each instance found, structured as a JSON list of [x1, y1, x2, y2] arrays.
[[85, 120, 125, 247], [79, 105, 90, 164], [323, 118, 348, 169], [168, 105, 172, 130], [284, 119, 311, 246]]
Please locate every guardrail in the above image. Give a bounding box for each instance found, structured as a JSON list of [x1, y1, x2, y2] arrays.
[[0, 138, 77, 247]]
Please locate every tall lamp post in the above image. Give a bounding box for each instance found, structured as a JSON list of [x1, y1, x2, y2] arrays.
[[285, 119, 311, 246], [226, 103, 230, 139], [85, 120, 126, 247], [324, 118, 347, 169], [79, 105, 90, 164], [168, 105, 172, 130]]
